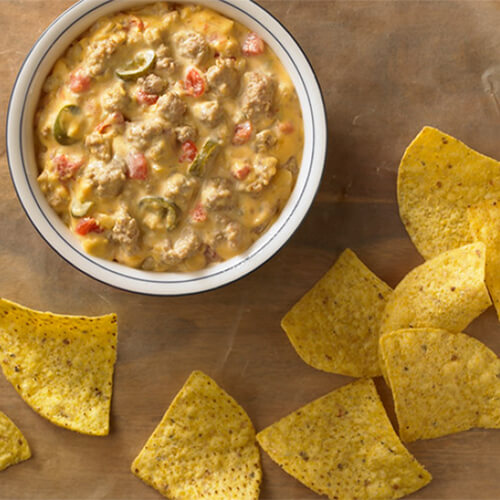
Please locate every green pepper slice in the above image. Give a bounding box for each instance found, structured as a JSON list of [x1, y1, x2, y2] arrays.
[[70, 200, 93, 218], [54, 105, 84, 145], [188, 139, 220, 176], [139, 196, 179, 231], [116, 49, 156, 81]]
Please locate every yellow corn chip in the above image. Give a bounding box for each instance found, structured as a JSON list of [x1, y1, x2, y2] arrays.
[[0, 411, 31, 471], [132, 370, 261, 500], [0, 298, 117, 436], [257, 379, 431, 500], [468, 200, 500, 320], [281, 249, 392, 377], [380, 328, 500, 442], [380, 242, 491, 337], [398, 126, 500, 259]]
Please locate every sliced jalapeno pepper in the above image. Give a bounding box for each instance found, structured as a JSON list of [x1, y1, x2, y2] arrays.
[[54, 105, 84, 145], [116, 49, 156, 80], [138, 196, 179, 231], [188, 139, 220, 176], [70, 200, 93, 218]]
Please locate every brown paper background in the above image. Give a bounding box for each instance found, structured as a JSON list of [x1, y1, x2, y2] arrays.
[[2, 1, 500, 498]]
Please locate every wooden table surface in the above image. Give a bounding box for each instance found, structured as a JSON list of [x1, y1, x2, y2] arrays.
[[2, 1, 500, 499]]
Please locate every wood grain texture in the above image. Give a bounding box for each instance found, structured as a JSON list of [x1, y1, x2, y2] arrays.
[[1, 1, 500, 498]]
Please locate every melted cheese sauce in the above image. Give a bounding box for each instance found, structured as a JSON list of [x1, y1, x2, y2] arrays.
[[35, 2, 304, 272]]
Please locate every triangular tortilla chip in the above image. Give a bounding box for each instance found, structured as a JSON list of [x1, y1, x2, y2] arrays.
[[132, 370, 261, 500], [380, 328, 500, 442], [380, 243, 491, 338], [256, 379, 431, 500], [0, 298, 117, 436], [0, 411, 31, 471], [281, 249, 392, 377], [468, 200, 500, 320], [398, 126, 500, 259]]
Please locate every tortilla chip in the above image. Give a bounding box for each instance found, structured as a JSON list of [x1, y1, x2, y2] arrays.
[[256, 379, 431, 500], [0, 298, 117, 436], [398, 126, 500, 259], [132, 370, 261, 500], [380, 242, 491, 338], [380, 328, 500, 442], [0, 411, 31, 471], [281, 249, 392, 377], [468, 200, 500, 320]]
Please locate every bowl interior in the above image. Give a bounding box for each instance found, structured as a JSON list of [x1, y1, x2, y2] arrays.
[[8, 0, 327, 295]]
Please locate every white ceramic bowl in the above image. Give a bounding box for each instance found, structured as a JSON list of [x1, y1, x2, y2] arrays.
[[7, 0, 327, 295]]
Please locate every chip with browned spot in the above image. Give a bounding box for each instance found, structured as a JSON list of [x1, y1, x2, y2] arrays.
[[380, 242, 491, 338], [0, 410, 31, 471], [0, 298, 117, 436], [468, 200, 500, 320], [380, 328, 500, 442], [398, 126, 500, 259], [257, 379, 431, 499], [131, 370, 261, 500], [281, 249, 392, 377]]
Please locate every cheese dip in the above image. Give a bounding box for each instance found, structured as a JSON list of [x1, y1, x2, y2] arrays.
[[35, 2, 304, 272]]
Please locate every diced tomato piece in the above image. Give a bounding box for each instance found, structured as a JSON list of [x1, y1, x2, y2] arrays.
[[95, 121, 111, 134], [129, 16, 144, 31], [179, 140, 198, 163], [242, 32, 265, 56], [191, 203, 207, 223], [232, 121, 253, 145], [127, 152, 148, 180], [111, 111, 125, 124], [184, 68, 205, 97], [69, 70, 91, 93], [53, 154, 84, 181], [233, 164, 251, 181], [136, 89, 159, 105], [207, 33, 221, 43], [278, 121, 295, 134], [75, 217, 103, 236], [95, 112, 125, 133]]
